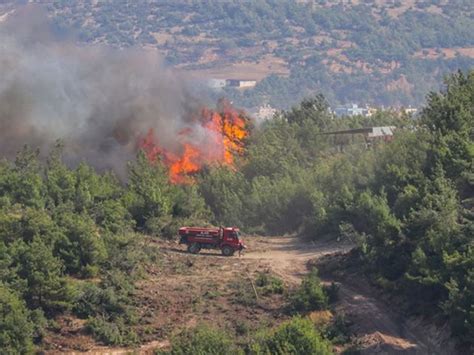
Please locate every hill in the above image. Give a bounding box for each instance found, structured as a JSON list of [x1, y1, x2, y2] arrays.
[[0, 66, 472, 353], [1, 0, 474, 109]]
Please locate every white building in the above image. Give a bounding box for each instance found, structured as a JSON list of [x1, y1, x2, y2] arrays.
[[226, 79, 257, 89]]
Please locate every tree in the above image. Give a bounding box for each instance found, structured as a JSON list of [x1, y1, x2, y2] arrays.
[[55, 212, 107, 276], [15, 238, 72, 314], [126, 152, 172, 234], [0, 284, 34, 354], [422, 70, 474, 191], [198, 165, 246, 227], [285, 94, 332, 129]]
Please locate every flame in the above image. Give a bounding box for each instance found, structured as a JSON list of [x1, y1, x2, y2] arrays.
[[138, 101, 249, 184]]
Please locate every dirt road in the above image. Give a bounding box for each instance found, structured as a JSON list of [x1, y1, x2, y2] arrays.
[[243, 236, 452, 354], [56, 236, 454, 354]]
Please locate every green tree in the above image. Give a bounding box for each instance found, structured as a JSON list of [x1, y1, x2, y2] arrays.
[[55, 211, 107, 276], [0, 284, 34, 354], [126, 152, 172, 235], [14, 238, 72, 314], [44, 141, 76, 207], [422, 70, 474, 192], [198, 166, 246, 227]]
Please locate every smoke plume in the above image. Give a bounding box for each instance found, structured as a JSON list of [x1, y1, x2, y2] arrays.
[[0, 8, 207, 176]]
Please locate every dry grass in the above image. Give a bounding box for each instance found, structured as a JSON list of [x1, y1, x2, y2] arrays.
[[185, 54, 289, 81]]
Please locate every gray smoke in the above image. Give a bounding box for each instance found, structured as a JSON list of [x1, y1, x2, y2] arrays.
[[0, 8, 208, 176]]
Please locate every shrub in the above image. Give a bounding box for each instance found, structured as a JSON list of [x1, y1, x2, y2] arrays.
[[290, 268, 328, 313], [248, 316, 332, 355], [73, 275, 136, 322], [86, 316, 139, 346], [230, 278, 258, 306], [255, 272, 285, 295], [323, 282, 340, 304], [324, 313, 352, 344], [159, 324, 239, 355]]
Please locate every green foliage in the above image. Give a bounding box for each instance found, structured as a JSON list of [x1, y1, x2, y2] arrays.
[[348, 71, 474, 345], [422, 70, 474, 191], [230, 278, 258, 307], [55, 211, 107, 276], [324, 314, 352, 345], [86, 316, 139, 346], [0, 69, 472, 351], [324, 283, 340, 304], [197, 71, 472, 346], [47, 1, 474, 108], [198, 165, 246, 227], [126, 152, 172, 234], [255, 272, 285, 296], [441, 247, 474, 344], [290, 268, 329, 313], [159, 324, 238, 355], [14, 237, 73, 314], [127, 152, 210, 238], [0, 145, 162, 350], [74, 279, 134, 321], [0, 284, 34, 354], [248, 316, 332, 355]]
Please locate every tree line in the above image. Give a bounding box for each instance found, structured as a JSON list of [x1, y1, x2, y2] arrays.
[[202, 71, 473, 349], [0, 70, 472, 352]]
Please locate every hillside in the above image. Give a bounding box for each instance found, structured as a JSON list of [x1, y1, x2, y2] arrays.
[[2, 0, 473, 109], [45, 237, 451, 353], [0, 69, 472, 354], [0, 2, 473, 354]]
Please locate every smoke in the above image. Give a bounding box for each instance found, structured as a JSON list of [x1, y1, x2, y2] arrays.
[[0, 7, 207, 176]]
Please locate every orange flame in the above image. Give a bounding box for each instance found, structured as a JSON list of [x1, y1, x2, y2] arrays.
[[138, 101, 249, 184]]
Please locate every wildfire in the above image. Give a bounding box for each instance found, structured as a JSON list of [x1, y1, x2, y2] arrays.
[[138, 101, 249, 184]]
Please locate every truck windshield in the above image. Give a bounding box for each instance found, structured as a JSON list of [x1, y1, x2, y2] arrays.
[[233, 231, 240, 240]]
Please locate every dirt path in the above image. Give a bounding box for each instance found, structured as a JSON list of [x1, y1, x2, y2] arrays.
[[243, 236, 352, 284], [243, 236, 449, 354], [57, 236, 452, 354]]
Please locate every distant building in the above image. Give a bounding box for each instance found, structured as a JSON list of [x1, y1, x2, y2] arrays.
[[321, 126, 397, 150], [226, 79, 257, 89], [366, 126, 396, 141], [333, 104, 373, 117]]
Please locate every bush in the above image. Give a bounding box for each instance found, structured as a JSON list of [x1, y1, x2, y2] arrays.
[[255, 272, 285, 295], [0, 284, 34, 354], [230, 278, 258, 306], [290, 268, 328, 313], [248, 316, 332, 355], [73, 274, 136, 322], [323, 282, 340, 304], [86, 316, 139, 346], [159, 324, 239, 355], [324, 313, 352, 344]]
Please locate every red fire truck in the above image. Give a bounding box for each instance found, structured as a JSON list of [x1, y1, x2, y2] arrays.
[[178, 226, 246, 256]]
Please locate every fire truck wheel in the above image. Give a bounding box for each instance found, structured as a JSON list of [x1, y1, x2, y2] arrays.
[[188, 243, 201, 254], [221, 245, 234, 257]]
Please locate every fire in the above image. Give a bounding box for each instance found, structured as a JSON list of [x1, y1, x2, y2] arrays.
[[138, 101, 249, 184]]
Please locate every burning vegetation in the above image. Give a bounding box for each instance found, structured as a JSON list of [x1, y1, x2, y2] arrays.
[[139, 100, 250, 184]]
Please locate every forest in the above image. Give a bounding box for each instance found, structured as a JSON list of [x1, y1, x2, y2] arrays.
[[0, 70, 472, 353], [39, 0, 474, 108]]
